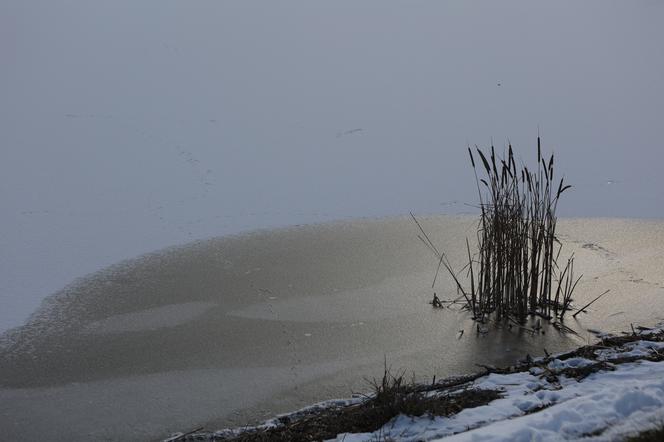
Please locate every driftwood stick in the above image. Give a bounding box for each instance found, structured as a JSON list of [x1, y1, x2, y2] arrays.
[[164, 427, 204, 442], [572, 290, 610, 318]]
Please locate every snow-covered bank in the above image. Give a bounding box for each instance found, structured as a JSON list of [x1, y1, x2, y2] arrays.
[[177, 325, 664, 442], [337, 347, 664, 441]]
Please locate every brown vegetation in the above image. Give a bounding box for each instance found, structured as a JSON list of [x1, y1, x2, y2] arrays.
[[210, 366, 500, 442], [414, 137, 581, 324]]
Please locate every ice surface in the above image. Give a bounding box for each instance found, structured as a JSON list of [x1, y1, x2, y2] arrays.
[[82, 302, 217, 334]]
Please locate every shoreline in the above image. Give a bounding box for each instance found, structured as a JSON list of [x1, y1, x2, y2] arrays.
[[170, 324, 664, 441]]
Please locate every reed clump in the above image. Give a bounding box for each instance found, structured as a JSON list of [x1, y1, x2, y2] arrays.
[[415, 136, 579, 323]]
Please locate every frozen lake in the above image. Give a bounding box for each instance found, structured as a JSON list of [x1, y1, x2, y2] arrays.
[[2, 0, 663, 332], [2, 1, 664, 440]]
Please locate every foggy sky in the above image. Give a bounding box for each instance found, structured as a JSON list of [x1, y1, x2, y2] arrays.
[[1, 0, 663, 330]]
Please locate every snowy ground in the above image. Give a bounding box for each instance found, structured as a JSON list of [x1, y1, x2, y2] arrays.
[[336, 345, 664, 441], [177, 325, 664, 442]]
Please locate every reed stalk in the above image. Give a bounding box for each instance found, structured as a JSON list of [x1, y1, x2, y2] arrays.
[[419, 137, 578, 323]]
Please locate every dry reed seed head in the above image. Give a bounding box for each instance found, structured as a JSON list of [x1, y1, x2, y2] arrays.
[[478, 149, 491, 174], [490, 148, 499, 177], [557, 179, 564, 197], [468, 147, 476, 168]]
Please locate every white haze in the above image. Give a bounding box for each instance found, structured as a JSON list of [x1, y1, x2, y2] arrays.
[[1, 0, 663, 331]]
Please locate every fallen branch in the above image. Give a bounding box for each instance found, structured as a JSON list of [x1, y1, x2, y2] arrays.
[[572, 290, 611, 318]]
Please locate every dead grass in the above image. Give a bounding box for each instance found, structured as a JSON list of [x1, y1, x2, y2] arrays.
[[624, 424, 664, 441], [210, 366, 501, 442]]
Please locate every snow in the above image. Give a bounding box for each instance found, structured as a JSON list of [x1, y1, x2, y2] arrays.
[[332, 362, 664, 441], [596, 340, 664, 362], [326, 331, 664, 441], [435, 362, 664, 442]]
